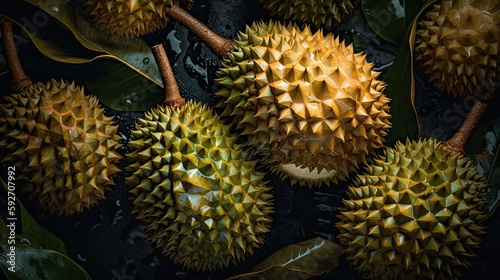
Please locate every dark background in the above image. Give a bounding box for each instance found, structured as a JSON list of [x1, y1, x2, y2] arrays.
[[1, 0, 500, 279]]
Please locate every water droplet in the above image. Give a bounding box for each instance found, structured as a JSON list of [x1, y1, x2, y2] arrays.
[[19, 237, 31, 246], [143, 58, 149, 64]]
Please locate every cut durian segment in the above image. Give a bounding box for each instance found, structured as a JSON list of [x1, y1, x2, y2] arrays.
[[336, 138, 487, 279], [259, 0, 357, 29], [80, 0, 194, 37], [415, 0, 499, 97], [0, 79, 122, 216], [276, 163, 340, 187], [216, 21, 391, 187], [126, 101, 274, 272]]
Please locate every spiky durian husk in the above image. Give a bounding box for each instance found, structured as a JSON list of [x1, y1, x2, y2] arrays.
[[336, 138, 487, 279], [80, 0, 194, 37], [215, 21, 391, 187], [415, 0, 500, 97], [0, 79, 122, 216], [259, 0, 357, 29], [126, 101, 273, 271]]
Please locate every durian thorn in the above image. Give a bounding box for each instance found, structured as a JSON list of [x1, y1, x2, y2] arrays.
[[0, 19, 32, 92], [150, 44, 185, 108], [443, 100, 488, 155], [167, 5, 236, 59]]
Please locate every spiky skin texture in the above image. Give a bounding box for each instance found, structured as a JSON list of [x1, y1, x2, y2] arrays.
[[336, 139, 487, 280], [259, 0, 357, 29], [215, 21, 391, 187], [80, 0, 194, 37], [0, 79, 122, 216], [415, 0, 500, 97], [126, 101, 273, 272]]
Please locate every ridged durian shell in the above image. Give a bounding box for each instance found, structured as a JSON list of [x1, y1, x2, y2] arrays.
[[80, 0, 194, 37], [336, 138, 487, 279], [415, 0, 500, 97], [126, 101, 273, 271], [0, 79, 122, 216], [259, 0, 357, 29], [215, 21, 391, 187]]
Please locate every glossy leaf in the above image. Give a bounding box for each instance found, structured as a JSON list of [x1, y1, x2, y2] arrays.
[[382, 0, 439, 145], [22, 0, 161, 84], [0, 0, 164, 111], [466, 116, 500, 218], [0, 179, 67, 255], [361, 0, 432, 45], [226, 237, 344, 280], [0, 233, 92, 280]]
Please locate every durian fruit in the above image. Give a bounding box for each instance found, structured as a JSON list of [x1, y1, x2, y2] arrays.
[[415, 0, 500, 97], [127, 101, 273, 271], [215, 21, 391, 187], [80, 0, 194, 37], [0, 19, 122, 216], [0, 80, 122, 216], [126, 43, 273, 271], [336, 138, 487, 279], [259, 0, 357, 29]]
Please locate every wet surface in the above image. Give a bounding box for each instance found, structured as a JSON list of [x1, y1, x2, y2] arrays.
[[1, 0, 500, 280]]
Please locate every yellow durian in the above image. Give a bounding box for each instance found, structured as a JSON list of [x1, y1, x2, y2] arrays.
[[0, 79, 122, 216], [415, 0, 499, 97], [126, 101, 273, 271], [259, 0, 357, 29], [0, 19, 122, 216], [336, 138, 487, 279], [80, 0, 194, 37], [216, 21, 391, 187]]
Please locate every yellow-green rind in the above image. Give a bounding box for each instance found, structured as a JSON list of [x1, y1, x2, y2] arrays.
[[0, 79, 122, 216], [415, 0, 500, 97], [126, 101, 273, 272], [336, 138, 487, 279], [80, 0, 194, 37], [259, 0, 357, 29], [215, 21, 391, 187]]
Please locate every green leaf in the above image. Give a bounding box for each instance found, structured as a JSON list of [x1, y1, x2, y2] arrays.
[[0, 233, 92, 280], [22, 0, 161, 83], [0, 0, 164, 111], [0, 179, 67, 255], [0, 179, 91, 280], [467, 116, 500, 218], [73, 59, 165, 111], [226, 237, 344, 280], [361, 0, 432, 45], [382, 31, 419, 145], [382, 0, 439, 145]]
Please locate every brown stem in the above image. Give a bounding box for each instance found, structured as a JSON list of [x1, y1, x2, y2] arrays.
[[0, 19, 32, 92], [442, 100, 488, 154], [151, 44, 185, 108], [167, 5, 235, 58]]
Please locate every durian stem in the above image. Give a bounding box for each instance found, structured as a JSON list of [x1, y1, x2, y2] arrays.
[[151, 44, 186, 108], [442, 100, 488, 154], [167, 5, 235, 58], [0, 19, 32, 92]]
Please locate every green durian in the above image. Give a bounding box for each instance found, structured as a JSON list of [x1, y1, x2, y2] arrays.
[[0, 79, 122, 216], [336, 138, 487, 279], [259, 0, 357, 29], [80, 0, 194, 37], [126, 101, 273, 271], [415, 0, 499, 97], [216, 21, 391, 187]]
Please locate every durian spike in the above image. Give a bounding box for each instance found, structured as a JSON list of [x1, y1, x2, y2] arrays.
[[0, 19, 32, 92], [167, 5, 235, 58], [443, 100, 488, 155], [151, 43, 186, 108]]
